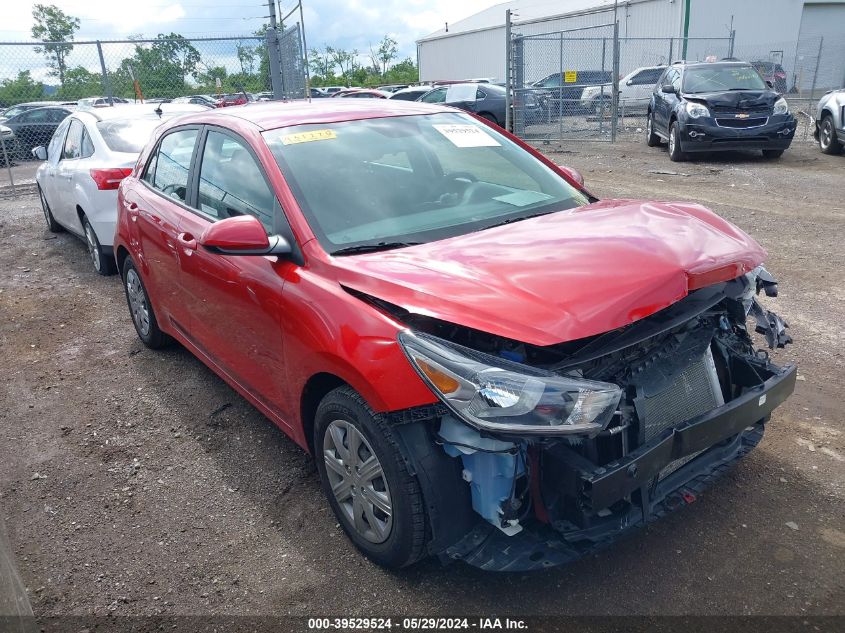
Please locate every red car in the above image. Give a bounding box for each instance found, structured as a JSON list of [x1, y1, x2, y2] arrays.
[[114, 100, 795, 571], [214, 93, 252, 108]]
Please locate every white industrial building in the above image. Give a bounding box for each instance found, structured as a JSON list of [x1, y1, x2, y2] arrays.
[[417, 0, 845, 92]]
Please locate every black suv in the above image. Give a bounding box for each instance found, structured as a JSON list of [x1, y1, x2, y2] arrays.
[[646, 61, 796, 161]]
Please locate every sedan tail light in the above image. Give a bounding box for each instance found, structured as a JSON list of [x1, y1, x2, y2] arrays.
[[90, 168, 133, 190]]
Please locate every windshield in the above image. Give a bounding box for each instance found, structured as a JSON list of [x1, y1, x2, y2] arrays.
[[97, 118, 164, 153], [1, 106, 28, 119], [683, 65, 767, 93], [263, 112, 588, 253]]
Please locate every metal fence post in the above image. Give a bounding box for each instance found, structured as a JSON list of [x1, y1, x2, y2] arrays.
[[95, 41, 113, 106], [611, 21, 620, 142], [266, 28, 284, 99], [513, 35, 525, 137], [504, 9, 512, 133], [669, 37, 674, 63], [728, 30, 736, 58], [1, 136, 15, 193]]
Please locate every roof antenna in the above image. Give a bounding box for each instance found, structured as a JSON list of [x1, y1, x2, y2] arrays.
[[154, 105, 163, 117], [445, 22, 448, 32]]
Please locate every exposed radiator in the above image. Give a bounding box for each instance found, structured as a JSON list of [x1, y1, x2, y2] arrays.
[[634, 345, 725, 479]]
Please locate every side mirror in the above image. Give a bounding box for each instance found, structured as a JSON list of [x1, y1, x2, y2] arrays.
[[557, 165, 584, 187], [661, 84, 675, 94], [199, 215, 292, 256], [626, 79, 634, 86], [765, 80, 774, 89], [32, 146, 47, 160]]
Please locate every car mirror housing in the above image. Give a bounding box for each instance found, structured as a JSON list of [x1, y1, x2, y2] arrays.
[[661, 84, 675, 94], [765, 80, 774, 89], [32, 146, 47, 161], [199, 215, 292, 257], [557, 165, 585, 187]]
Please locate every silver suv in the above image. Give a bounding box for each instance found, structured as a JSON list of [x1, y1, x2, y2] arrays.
[[814, 89, 844, 155]]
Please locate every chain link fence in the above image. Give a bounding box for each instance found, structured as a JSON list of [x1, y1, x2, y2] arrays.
[[0, 33, 306, 191], [509, 22, 844, 146]]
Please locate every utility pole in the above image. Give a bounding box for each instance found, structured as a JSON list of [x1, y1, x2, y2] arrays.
[[299, 1, 311, 99], [504, 9, 512, 132], [266, 0, 285, 99]]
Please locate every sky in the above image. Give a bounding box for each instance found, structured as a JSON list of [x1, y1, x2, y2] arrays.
[[1, 0, 498, 58]]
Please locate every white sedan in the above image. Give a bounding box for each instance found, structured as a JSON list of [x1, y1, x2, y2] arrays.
[[33, 103, 207, 274]]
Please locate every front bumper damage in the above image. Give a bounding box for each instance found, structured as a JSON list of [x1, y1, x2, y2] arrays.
[[384, 270, 795, 571]]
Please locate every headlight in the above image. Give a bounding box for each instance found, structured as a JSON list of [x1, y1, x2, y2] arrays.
[[773, 96, 789, 115], [685, 101, 710, 119], [399, 331, 622, 436]]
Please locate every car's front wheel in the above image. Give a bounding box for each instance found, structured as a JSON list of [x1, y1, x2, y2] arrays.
[[818, 115, 842, 155], [314, 386, 427, 569], [668, 121, 686, 161], [82, 215, 115, 276], [121, 257, 170, 349]]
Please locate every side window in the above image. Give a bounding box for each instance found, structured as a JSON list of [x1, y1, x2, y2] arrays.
[[657, 69, 670, 88], [47, 119, 70, 162], [632, 69, 662, 85], [63, 120, 83, 160], [196, 130, 275, 231], [420, 88, 447, 104], [80, 127, 95, 158], [476, 88, 487, 99], [150, 128, 198, 203], [671, 69, 681, 92]]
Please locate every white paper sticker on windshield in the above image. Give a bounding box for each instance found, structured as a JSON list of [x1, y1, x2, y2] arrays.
[[433, 124, 500, 148]]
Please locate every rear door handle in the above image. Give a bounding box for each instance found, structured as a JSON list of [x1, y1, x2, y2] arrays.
[[178, 232, 197, 251]]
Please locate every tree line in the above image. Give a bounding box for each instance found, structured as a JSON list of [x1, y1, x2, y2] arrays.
[[0, 4, 419, 106]]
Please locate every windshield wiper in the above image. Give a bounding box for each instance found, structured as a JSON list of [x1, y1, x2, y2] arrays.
[[331, 241, 422, 256], [483, 211, 555, 230]]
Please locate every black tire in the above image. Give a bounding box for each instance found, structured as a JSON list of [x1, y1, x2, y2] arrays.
[[314, 386, 427, 569], [121, 257, 170, 349], [38, 185, 63, 233], [645, 111, 661, 147], [762, 149, 784, 159], [818, 115, 842, 155], [82, 214, 116, 276], [478, 112, 500, 127], [668, 120, 686, 162]]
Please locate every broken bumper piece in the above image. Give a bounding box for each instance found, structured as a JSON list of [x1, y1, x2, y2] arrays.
[[441, 363, 796, 571]]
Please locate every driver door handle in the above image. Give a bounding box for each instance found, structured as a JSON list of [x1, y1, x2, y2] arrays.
[[178, 232, 197, 251]]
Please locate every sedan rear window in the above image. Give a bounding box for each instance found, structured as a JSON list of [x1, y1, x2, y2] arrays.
[[97, 119, 165, 153], [263, 112, 588, 252]]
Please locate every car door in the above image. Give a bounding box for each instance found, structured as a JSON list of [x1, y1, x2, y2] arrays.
[[626, 68, 663, 109], [175, 127, 295, 420], [39, 118, 71, 213], [419, 87, 447, 104], [653, 68, 677, 133], [128, 126, 201, 333], [52, 118, 85, 232]]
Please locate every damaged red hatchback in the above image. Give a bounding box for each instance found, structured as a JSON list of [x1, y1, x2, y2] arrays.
[[114, 100, 795, 570]]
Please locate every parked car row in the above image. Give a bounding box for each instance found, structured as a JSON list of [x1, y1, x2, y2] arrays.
[[30, 97, 797, 572]]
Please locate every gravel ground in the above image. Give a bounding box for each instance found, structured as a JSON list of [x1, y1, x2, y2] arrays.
[[0, 139, 843, 619]]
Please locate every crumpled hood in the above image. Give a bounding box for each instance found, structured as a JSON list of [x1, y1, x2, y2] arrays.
[[330, 200, 766, 346], [685, 90, 778, 109]]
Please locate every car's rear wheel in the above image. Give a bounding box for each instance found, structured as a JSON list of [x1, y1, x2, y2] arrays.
[[121, 257, 170, 349], [314, 386, 427, 569], [668, 121, 686, 161], [818, 115, 842, 155], [38, 185, 63, 233], [646, 112, 660, 147], [82, 215, 115, 276], [762, 149, 784, 159]]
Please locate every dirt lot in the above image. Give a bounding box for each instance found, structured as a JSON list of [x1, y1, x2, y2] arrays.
[[0, 138, 843, 620]]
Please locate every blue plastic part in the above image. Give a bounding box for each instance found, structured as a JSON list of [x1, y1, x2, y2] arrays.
[[498, 349, 525, 363]]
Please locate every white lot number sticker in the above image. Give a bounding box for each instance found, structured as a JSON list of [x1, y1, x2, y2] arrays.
[[433, 124, 500, 148]]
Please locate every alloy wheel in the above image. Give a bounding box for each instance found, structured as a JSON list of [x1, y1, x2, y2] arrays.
[[821, 119, 832, 149], [669, 127, 676, 154], [323, 419, 393, 544], [647, 116, 652, 139], [125, 269, 151, 337], [84, 223, 101, 272]]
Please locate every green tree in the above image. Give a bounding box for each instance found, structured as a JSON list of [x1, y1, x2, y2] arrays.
[[236, 41, 257, 76], [0, 71, 44, 106], [56, 66, 102, 99], [371, 36, 398, 77], [112, 33, 202, 98], [31, 3, 80, 86]]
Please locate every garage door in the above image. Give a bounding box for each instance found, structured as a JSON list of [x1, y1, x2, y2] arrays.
[[796, 2, 845, 92]]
